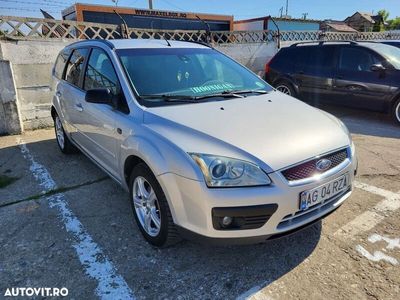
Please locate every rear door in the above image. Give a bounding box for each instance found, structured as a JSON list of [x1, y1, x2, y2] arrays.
[[58, 48, 89, 142], [293, 45, 336, 104], [332, 46, 391, 111]]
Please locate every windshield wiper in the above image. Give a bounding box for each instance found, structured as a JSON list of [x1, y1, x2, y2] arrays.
[[195, 89, 269, 100], [139, 94, 198, 103], [227, 89, 269, 95]]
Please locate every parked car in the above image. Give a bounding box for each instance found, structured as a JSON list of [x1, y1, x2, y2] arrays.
[[380, 40, 400, 48], [51, 39, 357, 247], [265, 41, 400, 124]]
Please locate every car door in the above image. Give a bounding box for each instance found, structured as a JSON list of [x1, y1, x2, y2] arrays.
[[293, 45, 336, 105], [78, 47, 130, 179], [58, 48, 89, 143], [332, 46, 391, 111]]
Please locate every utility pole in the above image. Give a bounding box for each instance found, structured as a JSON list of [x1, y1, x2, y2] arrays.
[[149, 0, 153, 9], [285, 0, 288, 17]]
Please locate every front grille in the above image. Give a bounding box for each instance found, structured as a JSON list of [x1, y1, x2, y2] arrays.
[[281, 149, 348, 182]]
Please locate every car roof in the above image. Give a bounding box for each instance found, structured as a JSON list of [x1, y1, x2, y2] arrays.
[[66, 38, 210, 50]]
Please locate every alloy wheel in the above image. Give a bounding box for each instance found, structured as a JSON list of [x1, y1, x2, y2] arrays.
[[132, 176, 161, 237], [276, 85, 291, 95]]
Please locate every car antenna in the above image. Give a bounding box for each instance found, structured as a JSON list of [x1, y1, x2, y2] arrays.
[[268, 15, 281, 49], [150, 20, 171, 47], [162, 33, 172, 47], [114, 10, 129, 39], [196, 15, 212, 44]]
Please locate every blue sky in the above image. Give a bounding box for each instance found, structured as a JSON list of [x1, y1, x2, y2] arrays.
[[1, 0, 399, 21]]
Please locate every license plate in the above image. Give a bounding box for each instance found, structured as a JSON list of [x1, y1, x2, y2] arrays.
[[299, 173, 350, 211]]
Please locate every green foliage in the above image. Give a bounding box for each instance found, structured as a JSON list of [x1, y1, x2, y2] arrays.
[[378, 9, 390, 21], [388, 17, 400, 30]]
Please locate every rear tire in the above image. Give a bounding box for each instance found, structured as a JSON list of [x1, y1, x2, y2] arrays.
[[129, 163, 181, 247], [53, 114, 78, 154], [275, 81, 297, 98], [392, 98, 400, 125]]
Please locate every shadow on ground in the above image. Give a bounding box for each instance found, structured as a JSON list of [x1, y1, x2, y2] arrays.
[[317, 104, 400, 139]]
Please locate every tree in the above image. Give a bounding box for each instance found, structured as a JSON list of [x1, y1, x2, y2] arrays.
[[373, 10, 389, 31], [388, 17, 400, 30], [378, 9, 390, 22]]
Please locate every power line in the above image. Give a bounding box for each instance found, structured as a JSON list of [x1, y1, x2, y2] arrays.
[[0, 0, 65, 8], [0, 6, 59, 13]]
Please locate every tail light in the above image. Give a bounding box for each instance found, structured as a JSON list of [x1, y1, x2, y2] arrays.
[[265, 59, 272, 75]]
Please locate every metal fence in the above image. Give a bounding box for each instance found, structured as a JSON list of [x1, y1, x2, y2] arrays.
[[1, 15, 400, 44]]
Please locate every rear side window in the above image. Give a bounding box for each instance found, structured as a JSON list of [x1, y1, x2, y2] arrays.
[[65, 48, 88, 87], [339, 47, 380, 72], [295, 46, 335, 75], [53, 49, 71, 79], [270, 48, 296, 71]]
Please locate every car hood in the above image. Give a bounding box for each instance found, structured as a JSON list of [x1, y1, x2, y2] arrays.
[[143, 91, 350, 171]]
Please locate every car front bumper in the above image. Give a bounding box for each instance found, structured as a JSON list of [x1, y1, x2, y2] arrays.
[[157, 150, 357, 242]]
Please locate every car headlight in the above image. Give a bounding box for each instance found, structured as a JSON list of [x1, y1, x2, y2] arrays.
[[189, 153, 271, 187]]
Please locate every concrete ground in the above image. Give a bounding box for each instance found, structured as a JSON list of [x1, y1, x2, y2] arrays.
[[0, 105, 399, 300]]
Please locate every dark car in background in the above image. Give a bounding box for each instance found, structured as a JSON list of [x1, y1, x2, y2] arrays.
[[380, 40, 400, 48], [265, 41, 400, 124]]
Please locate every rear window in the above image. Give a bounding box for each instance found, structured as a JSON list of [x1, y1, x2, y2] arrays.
[[53, 49, 71, 79], [65, 48, 89, 88]]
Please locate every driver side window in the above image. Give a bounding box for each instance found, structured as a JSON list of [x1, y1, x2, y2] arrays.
[[84, 48, 129, 113], [339, 47, 380, 72]]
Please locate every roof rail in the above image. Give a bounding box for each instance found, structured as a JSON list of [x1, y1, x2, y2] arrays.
[[290, 40, 359, 47]]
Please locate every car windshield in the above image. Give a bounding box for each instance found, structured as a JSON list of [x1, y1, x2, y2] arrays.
[[117, 47, 272, 105], [365, 43, 400, 69]]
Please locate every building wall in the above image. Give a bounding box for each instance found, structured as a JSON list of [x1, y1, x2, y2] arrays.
[[345, 14, 374, 32], [268, 20, 320, 31], [0, 40, 70, 133], [234, 20, 265, 31]]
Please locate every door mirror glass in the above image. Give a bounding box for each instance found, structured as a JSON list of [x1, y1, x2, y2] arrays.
[[370, 63, 386, 72], [85, 88, 113, 104]]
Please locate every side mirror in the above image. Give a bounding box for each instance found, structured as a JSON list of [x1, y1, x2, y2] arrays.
[[85, 88, 113, 104], [370, 64, 386, 72]]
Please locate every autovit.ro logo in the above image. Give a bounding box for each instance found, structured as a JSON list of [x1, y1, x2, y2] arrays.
[[4, 287, 68, 297]]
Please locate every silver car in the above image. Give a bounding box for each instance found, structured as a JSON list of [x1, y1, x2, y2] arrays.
[[51, 39, 357, 247]]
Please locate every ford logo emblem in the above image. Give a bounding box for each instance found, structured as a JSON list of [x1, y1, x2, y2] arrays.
[[316, 159, 332, 172]]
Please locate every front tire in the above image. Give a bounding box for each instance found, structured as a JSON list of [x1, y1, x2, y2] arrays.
[[392, 98, 400, 125], [129, 163, 181, 247], [53, 114, 77, 154]]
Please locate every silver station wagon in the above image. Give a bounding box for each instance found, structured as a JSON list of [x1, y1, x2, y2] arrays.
[[51, 39, 357, 247]]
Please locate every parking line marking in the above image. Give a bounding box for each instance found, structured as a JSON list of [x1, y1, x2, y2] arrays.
[[236, 282, 274, 300], [17, 138, 135, 300], [335, 181, 400, 240]]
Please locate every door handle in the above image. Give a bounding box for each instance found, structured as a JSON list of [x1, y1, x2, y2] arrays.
[[347, 85, 362, 91], [75, 103, 84, 112], [56, 91, 62, 97]]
